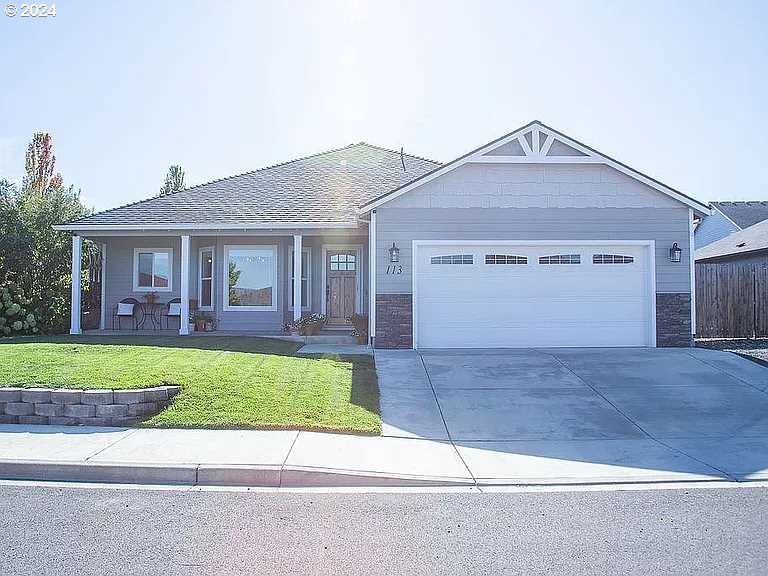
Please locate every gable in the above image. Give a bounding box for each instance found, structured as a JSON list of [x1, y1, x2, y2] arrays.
[[361, 120, 709, 215], [383, 162, 682, 210]]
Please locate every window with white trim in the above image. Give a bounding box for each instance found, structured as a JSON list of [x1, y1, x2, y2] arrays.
[[485, 254, 528, 265], [539, 254, 580, 265], [593, 254, 634, 264], [133, 248, 172, 291], [224, 246, 277, 311], [198, 247, 214, 310], [290, 248, 311, 310], [430, 254, 474, 265]]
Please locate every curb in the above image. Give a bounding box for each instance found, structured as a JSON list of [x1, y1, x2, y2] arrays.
[[0, 460, 475, 488]]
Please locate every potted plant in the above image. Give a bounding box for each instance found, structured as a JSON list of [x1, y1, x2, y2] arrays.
[[348, 313, 369, 344], [143, 291, 158, 306], [188, 311, 198, 333], [203, 314, 216, 332], [288, 313, 327, 336]]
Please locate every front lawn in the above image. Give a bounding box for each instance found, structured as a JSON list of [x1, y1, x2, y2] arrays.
[[0, 336, 380, 434]]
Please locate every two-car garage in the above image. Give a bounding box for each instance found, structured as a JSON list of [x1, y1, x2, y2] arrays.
[[413, 242, 655, 349]]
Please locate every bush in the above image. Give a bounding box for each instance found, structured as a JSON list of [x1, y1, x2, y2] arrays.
[[0, 280, 40, 336]]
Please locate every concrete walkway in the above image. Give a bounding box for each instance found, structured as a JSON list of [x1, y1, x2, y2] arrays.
[[2, 346, 768, 488]]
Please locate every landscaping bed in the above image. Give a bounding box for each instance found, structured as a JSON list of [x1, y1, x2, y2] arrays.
[[696, 338, 768, 366], [0, 336, 380, 433]]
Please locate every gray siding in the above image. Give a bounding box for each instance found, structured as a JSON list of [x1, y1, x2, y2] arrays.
[[694, 210, 739, 249], [373, 162, 692, 296]]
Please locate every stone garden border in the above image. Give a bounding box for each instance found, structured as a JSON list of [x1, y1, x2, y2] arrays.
[[0, 386, 181, 426]]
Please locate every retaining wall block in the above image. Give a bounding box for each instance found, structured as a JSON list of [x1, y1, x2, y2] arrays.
[[0, 415, 18, 424], [77, 417, 111, 427], [80, 390, 114, 405], [63, 404, 95, 418], [21, 389, 52, 403], [19, 415, 49, 425], [95, 404, 128, 418], [0, 388, 22, 403], [5, 402, 34, 416], [48, 416, 78, 426], [128, 402, 158, 416], [113, 390, 145, 404], [51, 390, 83, 405], [34, 403, 65, 417], [111, 416, 142, 427], [143, 388, 169, 402]]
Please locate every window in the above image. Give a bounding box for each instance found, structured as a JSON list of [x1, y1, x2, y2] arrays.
[[198, 247, 214, 310], [485, 254, 528, 265], [539, 254, 581, 265], [593, 254, 634, 264], [430, 254, 474, 265], [224, 246, 278, 311], [291, 248, 311, 310], [330, 253, 355, 271], [133, 248, 172, 291]]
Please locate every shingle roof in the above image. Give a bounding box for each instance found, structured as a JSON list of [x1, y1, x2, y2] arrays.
[[695, 218, 768, 261], [712, 201, 768, 229], [65, 143, 440, 228]]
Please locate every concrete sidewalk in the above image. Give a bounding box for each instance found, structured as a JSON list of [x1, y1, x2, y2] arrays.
[[0, 422, 749, 488], [0, 426, 474, 487]]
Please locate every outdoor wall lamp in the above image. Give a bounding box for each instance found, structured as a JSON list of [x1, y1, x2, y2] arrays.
[[389, 242, 400, 263], [669, 242, 682, 263]]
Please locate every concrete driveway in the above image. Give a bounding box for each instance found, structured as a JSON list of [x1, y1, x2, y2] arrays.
[[375, 347, 768, 485]]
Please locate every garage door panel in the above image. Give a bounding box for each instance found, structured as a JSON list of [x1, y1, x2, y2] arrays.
[[415, 243, 653, 348]]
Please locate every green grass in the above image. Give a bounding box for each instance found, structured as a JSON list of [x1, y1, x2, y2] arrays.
[[0, 336, 380, 434]]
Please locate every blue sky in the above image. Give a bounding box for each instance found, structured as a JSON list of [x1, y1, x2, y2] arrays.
[[1, 0, 766, 211]]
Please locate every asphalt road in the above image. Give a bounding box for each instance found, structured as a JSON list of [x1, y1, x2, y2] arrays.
[[1, 484, 766, 576]]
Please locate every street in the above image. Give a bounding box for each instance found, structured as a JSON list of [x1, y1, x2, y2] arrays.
[[1, 484, 766, 575]]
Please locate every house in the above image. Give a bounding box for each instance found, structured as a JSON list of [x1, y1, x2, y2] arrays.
[[694, 201, 768, 249], [57, 120, 709, 349], [695, 218, 768, 264]]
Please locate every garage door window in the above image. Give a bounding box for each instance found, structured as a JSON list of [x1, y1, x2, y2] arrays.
[[431, 255, 474, 265], [485, 254, 527, 265], [539, 254, 580, 264], [593, 254, 634, 264]]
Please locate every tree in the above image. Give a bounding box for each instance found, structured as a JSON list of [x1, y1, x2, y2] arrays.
[[23, 133, 63, 194], [1, 134, 91, 335], [159, 165, 185, 195]]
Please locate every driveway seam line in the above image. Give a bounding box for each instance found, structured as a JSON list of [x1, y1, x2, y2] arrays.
[[278, 431, 301, 488], [417, 352, 477, 487], [684, 350, 768, 396], [545, 350, 738, 482], [83, 429, 139, 462]]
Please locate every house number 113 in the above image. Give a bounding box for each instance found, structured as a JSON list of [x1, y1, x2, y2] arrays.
[[385, 265, 403, 275]]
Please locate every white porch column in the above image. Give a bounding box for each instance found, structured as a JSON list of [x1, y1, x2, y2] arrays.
[[99, 242, 107, 330], [368, 210, 376, 345], [293, 234, 302, 321], [179, 234, 191, 335], [69, 235, 82, 335]]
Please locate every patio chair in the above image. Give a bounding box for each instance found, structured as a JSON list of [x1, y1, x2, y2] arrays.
[[111, 297, 141, 330], [160, 298, 182, 330]]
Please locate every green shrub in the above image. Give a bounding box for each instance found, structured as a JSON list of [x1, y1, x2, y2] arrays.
[[0, 280, 40, 337]]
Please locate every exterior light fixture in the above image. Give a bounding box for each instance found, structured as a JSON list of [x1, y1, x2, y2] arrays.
[[388, 242, 400, 263], [669, 242, 682, 263]]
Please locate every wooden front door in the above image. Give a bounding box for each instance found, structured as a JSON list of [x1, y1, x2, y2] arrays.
[[327, 250, 357, 326]]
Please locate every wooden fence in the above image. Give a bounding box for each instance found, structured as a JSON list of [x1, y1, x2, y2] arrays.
[[696, 258, 768, 338]]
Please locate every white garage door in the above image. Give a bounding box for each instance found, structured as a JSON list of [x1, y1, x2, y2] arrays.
[[414, 243, 654, 348]]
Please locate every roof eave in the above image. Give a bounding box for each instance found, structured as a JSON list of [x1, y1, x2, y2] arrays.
[[53, 221, 360, 232]]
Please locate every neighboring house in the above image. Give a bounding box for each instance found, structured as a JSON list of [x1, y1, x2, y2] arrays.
[[694, 201, 768, 249], [695, 218, 768, 264], [58, 120, 709, 349]]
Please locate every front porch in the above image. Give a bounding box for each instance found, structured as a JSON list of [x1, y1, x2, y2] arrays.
[[69, 228, 371, 340]]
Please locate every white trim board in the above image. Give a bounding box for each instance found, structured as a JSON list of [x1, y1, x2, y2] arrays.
[[411, 239, 657, 350], [54, 222, 359, 232], [320, 244, 364, 317], [289, 246, 312, 312], [360, 121, 710, 215]]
